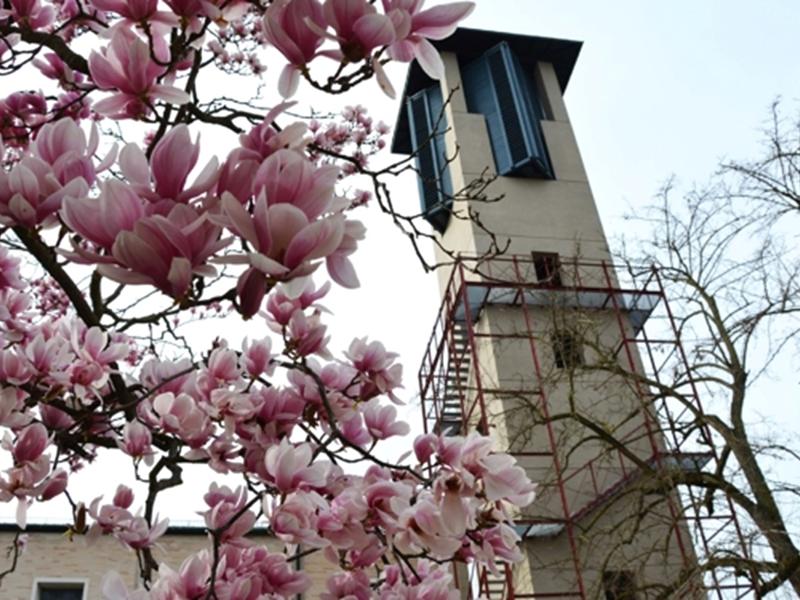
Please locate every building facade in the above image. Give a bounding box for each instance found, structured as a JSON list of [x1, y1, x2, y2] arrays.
[[0, 524, 334, 600], [393, 28, 753, 599]]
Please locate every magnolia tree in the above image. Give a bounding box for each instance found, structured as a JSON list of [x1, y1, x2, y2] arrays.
[[0, 0, 537, 597]]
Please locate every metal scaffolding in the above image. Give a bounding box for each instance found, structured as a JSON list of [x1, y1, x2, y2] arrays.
[[418, 256, 755, 599]]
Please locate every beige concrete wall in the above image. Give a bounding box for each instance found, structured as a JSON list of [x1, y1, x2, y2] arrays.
[[472, 303, 657, 515], [512, 493, 703, 599], [0, 528, 336, 599]]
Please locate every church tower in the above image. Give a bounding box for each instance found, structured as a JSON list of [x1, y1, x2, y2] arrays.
[[393, 29, 753, 599]]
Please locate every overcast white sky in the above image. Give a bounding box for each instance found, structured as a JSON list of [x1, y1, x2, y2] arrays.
[[15, 1, 800, 524]]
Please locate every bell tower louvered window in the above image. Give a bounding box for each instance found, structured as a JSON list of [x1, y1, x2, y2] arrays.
[[461, 42, 553, 179], [406, 84, 453, 233]]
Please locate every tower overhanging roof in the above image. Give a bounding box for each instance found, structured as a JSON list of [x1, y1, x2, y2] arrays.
[[390, 28, 583, 154]]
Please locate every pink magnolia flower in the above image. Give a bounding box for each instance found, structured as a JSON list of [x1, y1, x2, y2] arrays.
[[0, 349, 33, 385], [0, 91, 47, 150], [0, 155, 89, 228], [382, 0, 474, 78], [38, 468, 68, 501], [241, 336, 274, 378], [38, 404, 73, 430], [262, 0, 327, 97], [139, 357, 194, 396], [191, 435, 245, 474], [340, 413, 372, 448], [236, 102, 309, 164], [474, 523, 524, 564], [251, 387, 304, 439], [72, 325, 130, 366], [0, 423, 54, 527], [202, 389, 260, 434], [433, 471, 470, 536], [24, 332, 72, 376], [52, 91, 93, 122], [413, 432, 438, 463], [86, 495, 169, 549], [0, 289, 32, 340], [0, 460, 51, 528], [203, 484, 256, 542], [214, 149, 353, 313], [245, 547, 312, 597], [286, 309, 331, 358], [89, 28, 190, 119], [31, 119, 115, 188], [153, 545, 311, 599], [393, 495, 462, 558], [118, 419, 153, 461], [319, 486, 370, 548], [145, 391, 213, 447], [379, 561, 460, 600], [12, 422, 49, 464], [149, 552, 211, 599], [102, 571, 149, 600], [0, 385, 31, 429], [90, 0, 178, 28], [363, 401, 409, 440], [263, 438, 330, 493], [345, 337, 403, 402], [346, 533, 385, 569], [223, 545, 312, 598], [252, 148, 339, 222], [0, 246, 23, 291], [61, 326, 128, 401], [265, 279, 330, 326], [206, 346, 241, 383], [478, 453, 536, 506], [119, 125, 219, 204], [268, 491, 328, 547], [318, 0, 396, 63], [326, 218, 365, 289], [364, 479, 412, 529], [96, 203, 230, 299], [322, 570, 371, 600], [61, 179, 144, 252], [113, 484, 134, 509], [215, 148, 261, 206], [0, 0, 54, 30], [214, 191, 345, 316]]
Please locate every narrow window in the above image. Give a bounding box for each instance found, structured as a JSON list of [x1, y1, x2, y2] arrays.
[[35, 580, 86, 600], [406, 84, 453, 233], [603, 570, 638, 600], [552, 330, 583, 369], [532, 252, 562, 287]]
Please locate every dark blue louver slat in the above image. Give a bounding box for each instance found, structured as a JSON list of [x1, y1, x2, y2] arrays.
[[461, 56, 512, 174], [407, 85, 453, 233], [462, 42, 553, 179]]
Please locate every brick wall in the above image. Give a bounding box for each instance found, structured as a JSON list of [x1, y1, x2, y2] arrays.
[[0, 526, 337, 599]]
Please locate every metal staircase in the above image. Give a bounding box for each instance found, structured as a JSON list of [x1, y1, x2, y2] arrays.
[[437, 322, 471, 436]]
